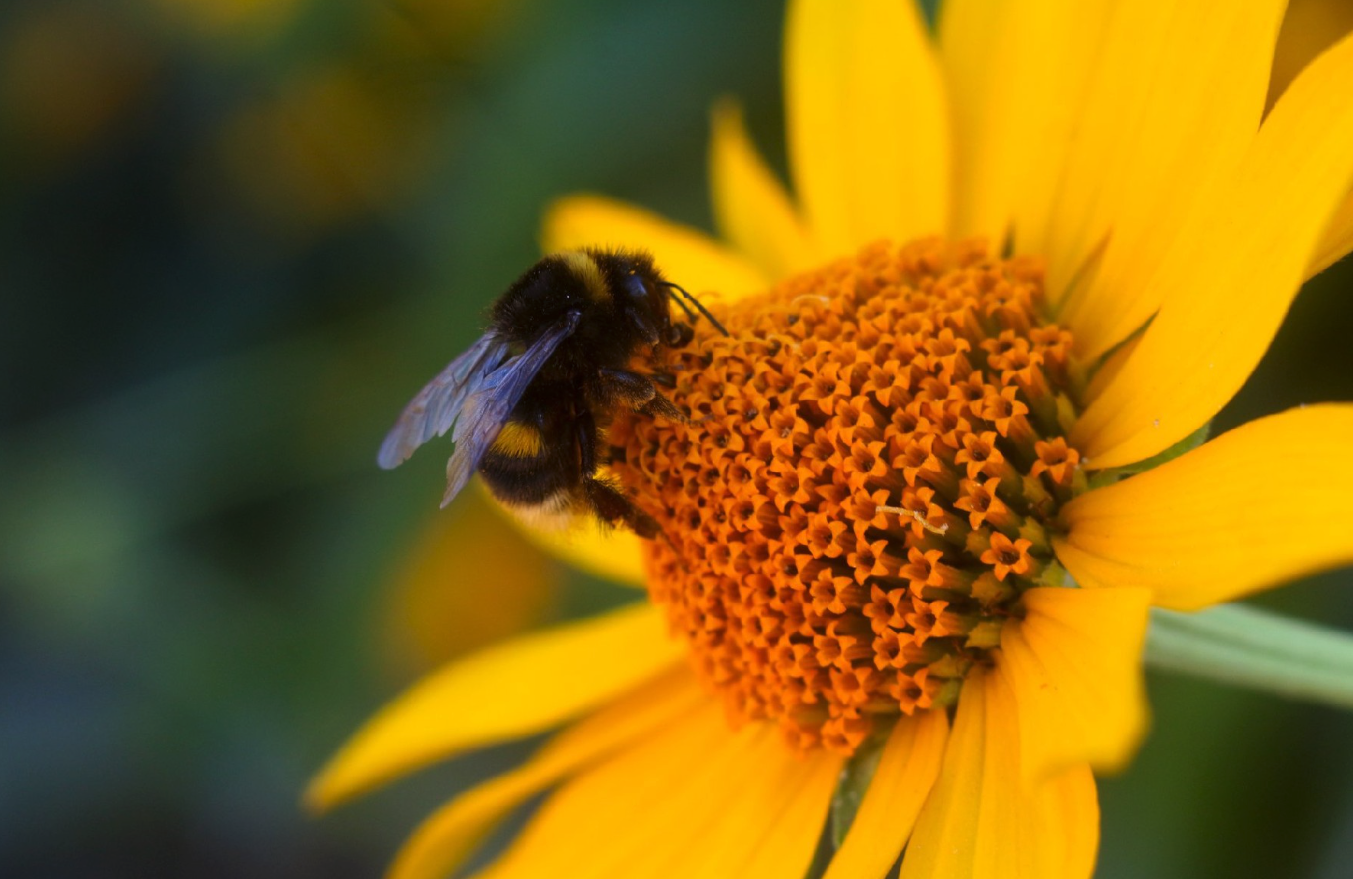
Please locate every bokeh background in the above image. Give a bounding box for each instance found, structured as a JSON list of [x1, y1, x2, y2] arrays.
[[3, 0, 1353, 877]]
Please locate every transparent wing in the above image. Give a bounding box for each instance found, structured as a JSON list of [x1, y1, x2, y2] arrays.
[[441, 311, 581, 508], [377, 331, 511, 470]]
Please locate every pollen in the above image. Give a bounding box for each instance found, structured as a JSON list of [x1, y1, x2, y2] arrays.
[[609, 238, 1090, 754]]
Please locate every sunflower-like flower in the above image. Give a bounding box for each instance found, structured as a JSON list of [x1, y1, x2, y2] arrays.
[[312, 2, 1353, 876]]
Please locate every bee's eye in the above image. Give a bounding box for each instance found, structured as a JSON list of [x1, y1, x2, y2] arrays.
[[623, 273, 649, 301]]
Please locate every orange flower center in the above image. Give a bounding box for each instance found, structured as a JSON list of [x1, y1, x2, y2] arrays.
[[610, 238, 1090, 754]]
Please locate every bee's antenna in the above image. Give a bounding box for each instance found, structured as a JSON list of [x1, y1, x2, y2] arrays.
[[667, 288, 698, 321], [663, 282, 730, 337]]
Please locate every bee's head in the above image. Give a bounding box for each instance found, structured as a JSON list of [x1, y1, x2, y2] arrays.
[[590, 250, 671, 346], [591, 248, 727, 347]]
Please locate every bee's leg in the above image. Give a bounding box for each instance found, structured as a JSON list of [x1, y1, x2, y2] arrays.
[[575, 407, 600, 476], [665, 321, 694, 348], [583, 476, 659, 539], [597, 368, 656, 406], [638, 393, 685, 423], [597, 368, 686, 423], [575, 407, 660, 538]]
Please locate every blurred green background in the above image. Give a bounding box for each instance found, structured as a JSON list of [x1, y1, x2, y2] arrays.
[[2, 0, 1352, 877]]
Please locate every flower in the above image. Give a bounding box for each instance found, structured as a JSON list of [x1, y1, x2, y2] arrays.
[[380, 492, 560, 676], [311, 1, 1353, 877]]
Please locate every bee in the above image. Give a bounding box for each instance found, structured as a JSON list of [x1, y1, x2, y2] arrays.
[[377, 248, 727, 538]]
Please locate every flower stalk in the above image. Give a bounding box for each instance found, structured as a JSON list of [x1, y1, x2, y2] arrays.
[[1145, 603, 1353, 709]]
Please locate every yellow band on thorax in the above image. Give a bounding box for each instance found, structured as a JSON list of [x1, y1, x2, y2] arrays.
[[559, 251, 610, 302]]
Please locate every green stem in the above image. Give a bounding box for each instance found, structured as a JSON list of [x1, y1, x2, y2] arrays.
[[1145, 604, 1353, 709]]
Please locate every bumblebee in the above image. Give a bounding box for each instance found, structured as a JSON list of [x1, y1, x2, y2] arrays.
[[377, 248, 726, 537]]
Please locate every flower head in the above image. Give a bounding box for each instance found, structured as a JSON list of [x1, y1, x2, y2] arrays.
[[613, 239, 1088, 755], [312, 2, 1353, 877]]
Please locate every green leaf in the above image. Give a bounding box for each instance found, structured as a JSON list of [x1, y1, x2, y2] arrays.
[[1145, 604, 1353, 710]]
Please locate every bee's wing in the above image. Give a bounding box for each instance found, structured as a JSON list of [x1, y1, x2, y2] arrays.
[[377, 331, 512, 470], [441, 311, 581, 508]]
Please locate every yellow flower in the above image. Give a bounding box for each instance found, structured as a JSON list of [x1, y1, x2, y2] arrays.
[[311, 1, 1353, 877], [380, 492, 560, 676]]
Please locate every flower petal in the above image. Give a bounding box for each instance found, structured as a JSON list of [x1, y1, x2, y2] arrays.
[[508, 513, 645, 587], [823, 709, 948, 879], [480, 462, 642, 587], [939, 0, 1111, 244], [542, 195, 770, 303], [1048, 2, 1286, 357], [306, 602, 683, 810], [999, 586, 1151, 781], [1268, 0, 1353, 111], [900, 670, 1017, 879], [1072, 30, 1353, 469], [1306, 186, 1353, 278], [1028, 762, 1100, 879], [387, 668, 706, 879], [900, 669, 1100, 879], [785, 0, 949, 255], [385, 496, 559, 672], [474, 707, 841, 879], [709, 99, 820, 281], [1057, 405, 1353, 611]]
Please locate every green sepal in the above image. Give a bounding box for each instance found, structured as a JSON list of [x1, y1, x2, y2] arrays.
[[829, 734, 886, 848], [1033, 559, 1075, 590], [1087, 420, 1211, 490], [802, 735, 887, 879], [1146, 604, 1353, 710]]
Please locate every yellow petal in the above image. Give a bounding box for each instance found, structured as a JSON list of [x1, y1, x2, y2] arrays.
[[384, 494, 559, 674], [1072, 30, 1353, 469], [475, 708, 841, 879], [939, 0, 1111, 245], [999, 587, 1152, 780], [387, 668, 706, 879], [900, 669, 1100, 879], [1028, 762, 1100, 879], [1081, 332, 1139, 404], [1057, 404, 1353, 611], [1306, 186, 1353, 278], [306, 602, 683, 810], [504, 507, 646, 587], [1268, 0, 1353, 111], [784, 0, 949, 255], [479, 467, 644, 587], [1050, 2, 1286, 358], [900, 670, 1012, 879], [823, 710, 948, 879], [709, 99, 820, 280], [1269, 0, 1353, 282], [542, 195, 770, 304]]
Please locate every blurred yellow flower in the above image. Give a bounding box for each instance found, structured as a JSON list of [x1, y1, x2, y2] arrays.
[[382, 492, 560, 677], [142, 0, 306, 47], [187, 0, 518, 238], [0, 4, 156, 168], [211, 64, 436, 238], [313, 1, 1353, 877]]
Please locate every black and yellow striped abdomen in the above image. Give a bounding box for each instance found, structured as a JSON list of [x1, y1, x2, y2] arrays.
[[479, 404, 582, 524]]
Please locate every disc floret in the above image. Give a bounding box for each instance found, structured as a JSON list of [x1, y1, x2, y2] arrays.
[[610, 238, 1091, 754]]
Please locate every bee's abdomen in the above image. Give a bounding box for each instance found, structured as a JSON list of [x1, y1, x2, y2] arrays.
[[479, 417, 579, 510], [489, 421, 548, 459]]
